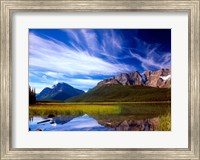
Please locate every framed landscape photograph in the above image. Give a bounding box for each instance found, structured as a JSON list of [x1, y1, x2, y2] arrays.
[[29, 29, 171, 132], [0, 0, 199, 160]]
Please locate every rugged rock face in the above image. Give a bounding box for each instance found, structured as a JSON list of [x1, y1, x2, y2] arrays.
[[114, 73, 132, 85], [144, 68, 171, 88], [129, 71, 145, 85], [97, 78, 121, 87], [97, 68, 171, 88]]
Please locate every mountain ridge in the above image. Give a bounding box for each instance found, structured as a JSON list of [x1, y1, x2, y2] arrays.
[[36, 82, 85, 101], [97, 68, 171, 88]]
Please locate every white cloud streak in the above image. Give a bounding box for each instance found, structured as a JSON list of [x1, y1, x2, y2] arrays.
[[80, 29, 98, 51], [129, 38, 171, 70], [45, 72, 65, 79], [29, 33, 133, 76], [62, 29, 127, 64], [130, 51, 163, 70]]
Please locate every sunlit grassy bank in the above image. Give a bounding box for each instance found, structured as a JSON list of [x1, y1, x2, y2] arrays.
[[37, 101, 171, 105], [158, 113, 171, 131], [29, 104, 121, 117]]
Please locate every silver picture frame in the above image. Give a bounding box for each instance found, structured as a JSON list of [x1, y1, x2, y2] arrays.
[[0, 0, 199, 159]]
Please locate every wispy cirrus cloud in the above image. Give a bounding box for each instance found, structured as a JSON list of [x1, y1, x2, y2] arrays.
[[129, 37, 171, 70], [62, 29, 126, 62], [29, 33, 133, 76], [80, 29, 98, 51], [45, 71, 65, 79]]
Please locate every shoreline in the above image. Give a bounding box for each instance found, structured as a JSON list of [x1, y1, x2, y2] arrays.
[[33, 101, 171, 105]]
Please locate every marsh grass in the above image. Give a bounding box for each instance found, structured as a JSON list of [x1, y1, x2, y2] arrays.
[[29, 104, 121, 117], [157, 113, 171, 131], [29, 102, 170, 117]]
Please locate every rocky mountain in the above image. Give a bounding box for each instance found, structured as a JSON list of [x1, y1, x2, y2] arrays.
[[97, 68, 171, 88], [144, 69, 171, 88], [36, 82, 85, 101]]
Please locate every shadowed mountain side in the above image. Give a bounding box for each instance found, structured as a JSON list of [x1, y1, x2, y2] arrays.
[[37, 82, 85, 101], [66, 85, 171, 102]]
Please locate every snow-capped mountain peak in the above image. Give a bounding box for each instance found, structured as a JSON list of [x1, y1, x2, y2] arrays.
[[160, 75, 171, 81]]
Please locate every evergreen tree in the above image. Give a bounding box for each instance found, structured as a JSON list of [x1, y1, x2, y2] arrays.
[[29, 86, 36, 104]]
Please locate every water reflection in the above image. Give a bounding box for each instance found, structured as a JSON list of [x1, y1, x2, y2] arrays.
[[29, 114, 160, 131], [95, 115, 160, 131]]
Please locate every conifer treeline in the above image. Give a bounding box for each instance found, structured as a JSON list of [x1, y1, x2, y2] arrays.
[[29, 86, 36, 104]]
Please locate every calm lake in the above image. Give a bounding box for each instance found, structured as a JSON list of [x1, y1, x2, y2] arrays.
[[29, 103, 171, 131]]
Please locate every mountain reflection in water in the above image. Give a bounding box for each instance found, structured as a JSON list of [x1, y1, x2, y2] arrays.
[[29, 114, 114, 131], [29, 114, 160, 131]]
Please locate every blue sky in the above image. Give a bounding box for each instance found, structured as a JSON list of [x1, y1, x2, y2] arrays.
[[29, 29, 171, 93]]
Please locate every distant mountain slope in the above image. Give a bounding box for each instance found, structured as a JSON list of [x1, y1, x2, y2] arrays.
[[36, 82, 84, 101], [67, 85, 171, 102]]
